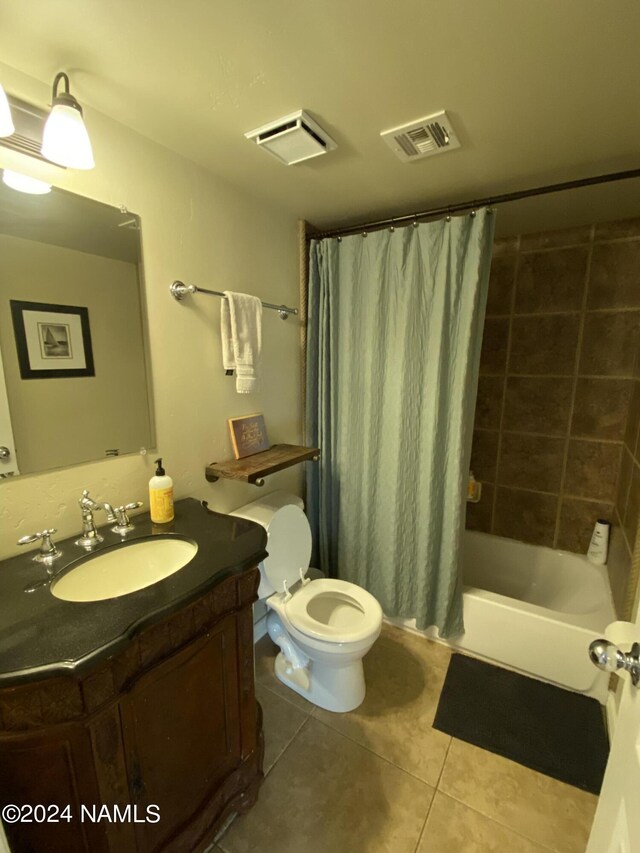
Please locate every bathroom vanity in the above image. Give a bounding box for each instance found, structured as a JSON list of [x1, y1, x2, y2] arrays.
[[0, 499, 267, 853]]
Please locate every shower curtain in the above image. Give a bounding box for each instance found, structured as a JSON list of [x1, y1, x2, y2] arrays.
[[305, 210, 495, 637]]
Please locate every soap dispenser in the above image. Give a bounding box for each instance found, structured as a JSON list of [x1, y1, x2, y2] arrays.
[[149, 458, 174, 523]]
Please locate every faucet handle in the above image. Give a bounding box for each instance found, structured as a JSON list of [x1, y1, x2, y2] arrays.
[[112, 501, 144, 535], [17, 529, 62, 564]]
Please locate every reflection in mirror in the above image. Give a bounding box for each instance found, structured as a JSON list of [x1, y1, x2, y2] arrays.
[[0, 183, 154, 477]]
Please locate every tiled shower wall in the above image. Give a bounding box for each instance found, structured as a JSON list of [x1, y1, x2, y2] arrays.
[[467, 218, 640, 578], [611, 286, 640, 616]]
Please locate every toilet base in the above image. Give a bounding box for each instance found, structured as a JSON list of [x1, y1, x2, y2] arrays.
[[273, 651, 366, 713]]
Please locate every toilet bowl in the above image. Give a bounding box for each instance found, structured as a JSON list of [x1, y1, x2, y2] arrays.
[[231, 492, 382, 712]]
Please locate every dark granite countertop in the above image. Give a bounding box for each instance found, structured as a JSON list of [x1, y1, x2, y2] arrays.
[[0, 498, 267, 687]]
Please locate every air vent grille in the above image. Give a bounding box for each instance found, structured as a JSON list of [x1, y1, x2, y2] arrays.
[[381, 111, 460, 163], [245, 110, 337, 165]]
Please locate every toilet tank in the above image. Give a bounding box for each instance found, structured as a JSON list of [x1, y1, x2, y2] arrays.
[[231, 490, 304, 526]]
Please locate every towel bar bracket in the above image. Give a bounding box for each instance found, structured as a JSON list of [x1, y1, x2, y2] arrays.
[[170, 281, 196, 301], [170, 280, 297, 318]]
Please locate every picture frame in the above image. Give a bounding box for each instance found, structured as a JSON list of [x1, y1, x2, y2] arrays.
[[228, 413, 270, 459], [10, 300, 95, 380]]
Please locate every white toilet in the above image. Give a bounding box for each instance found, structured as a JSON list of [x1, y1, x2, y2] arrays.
[[231, 491, 382, 713]]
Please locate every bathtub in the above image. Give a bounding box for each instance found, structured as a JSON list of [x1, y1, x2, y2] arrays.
[[390, 530, 616, 704]]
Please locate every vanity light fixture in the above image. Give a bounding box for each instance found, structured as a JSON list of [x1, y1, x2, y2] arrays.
[[0, 84, 15, 137], [2, 169, 52, 195], [41, 72, 94, 170]]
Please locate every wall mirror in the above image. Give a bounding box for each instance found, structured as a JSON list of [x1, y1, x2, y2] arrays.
[[0, 182, 155, 478]]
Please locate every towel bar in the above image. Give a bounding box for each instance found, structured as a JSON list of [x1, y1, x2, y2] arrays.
[[170, 281, 298, 319]]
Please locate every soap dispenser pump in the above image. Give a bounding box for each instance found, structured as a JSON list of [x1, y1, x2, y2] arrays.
[[149, 457, 174, 523]]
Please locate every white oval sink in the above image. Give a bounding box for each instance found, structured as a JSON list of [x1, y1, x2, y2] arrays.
[[50, 538, 198, 602]]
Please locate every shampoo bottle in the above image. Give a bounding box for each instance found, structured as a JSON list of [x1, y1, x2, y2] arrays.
[[587, 519, 610, 566], [149, 458, 174, 524], [467, 471, 481, 502]]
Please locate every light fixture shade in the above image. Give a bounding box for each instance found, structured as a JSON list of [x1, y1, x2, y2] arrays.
[[0, 84, 15, 137], [42, 103, 94, 169], [2, 169, 52, 195]]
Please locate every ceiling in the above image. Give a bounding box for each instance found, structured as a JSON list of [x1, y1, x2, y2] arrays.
[[1, 0, 639, 236]]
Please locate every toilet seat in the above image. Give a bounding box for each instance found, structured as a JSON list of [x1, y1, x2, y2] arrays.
[[283, 578, 382, 644]]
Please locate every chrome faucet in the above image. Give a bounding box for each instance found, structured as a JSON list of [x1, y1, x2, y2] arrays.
[[94, 499, 118, 523], [75, 489, 107, 549], [76, 489, 145, 546]]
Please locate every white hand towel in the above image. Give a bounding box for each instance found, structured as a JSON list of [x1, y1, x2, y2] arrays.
[[221, 291, 262, 393], [220, 297, 235, 374]]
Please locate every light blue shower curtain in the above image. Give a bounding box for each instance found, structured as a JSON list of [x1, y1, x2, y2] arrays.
[[305, 210, 495, 637]]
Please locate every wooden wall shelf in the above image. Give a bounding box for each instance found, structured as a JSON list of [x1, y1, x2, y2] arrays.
[[205, 444, 320, 487]]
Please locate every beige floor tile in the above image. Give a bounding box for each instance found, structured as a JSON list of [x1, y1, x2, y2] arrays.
[[417, 791, 551, 853], [256, 683, 309, 774], [254, 634, 316, 712], [439, 739, 597, 853], [312, 623, 452, 785], [219, 717, 435, 853]]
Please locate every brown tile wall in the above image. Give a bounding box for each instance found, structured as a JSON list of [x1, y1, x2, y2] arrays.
[[612, 280, 640, 617], [467, 217, 640, 614]]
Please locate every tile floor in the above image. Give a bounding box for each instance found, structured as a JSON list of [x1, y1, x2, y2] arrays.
[[215, 623, 598, 853]]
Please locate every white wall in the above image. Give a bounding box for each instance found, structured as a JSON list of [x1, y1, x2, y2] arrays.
[[0, 61, 302, 557]]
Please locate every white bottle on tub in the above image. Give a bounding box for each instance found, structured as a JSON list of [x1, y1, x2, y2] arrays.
[[587, 519, 610, 566]]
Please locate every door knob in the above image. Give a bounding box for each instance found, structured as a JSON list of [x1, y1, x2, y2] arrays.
[[589, 639, 640, 686], [0, 446, 10, 459]]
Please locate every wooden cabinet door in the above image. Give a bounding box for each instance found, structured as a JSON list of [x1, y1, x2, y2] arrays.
[[120, 615, 241, 852], [0, 725, 107, 853]]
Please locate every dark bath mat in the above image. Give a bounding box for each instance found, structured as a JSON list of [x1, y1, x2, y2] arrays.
[[433, 654, 609, 794]]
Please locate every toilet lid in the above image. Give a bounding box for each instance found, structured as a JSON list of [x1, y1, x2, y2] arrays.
[[263, 504, 312, 592]]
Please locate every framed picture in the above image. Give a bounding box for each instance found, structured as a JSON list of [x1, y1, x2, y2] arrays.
[[228, 413, 270, 459], [10, 300, 95, 379]]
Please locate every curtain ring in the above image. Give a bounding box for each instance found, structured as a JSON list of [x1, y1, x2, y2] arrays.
[[413, 216, 419, 228], [389, 217, 395, 232], [446, 208, 452, 222], [470, 209, 477, 218], [363, 231, 368, 238], [337, 236, 342, 242]]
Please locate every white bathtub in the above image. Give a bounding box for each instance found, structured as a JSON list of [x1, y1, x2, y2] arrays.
[[391, 530, 617, 704]]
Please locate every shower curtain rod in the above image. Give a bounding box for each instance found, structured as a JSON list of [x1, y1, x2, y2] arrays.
[[315, 167, 640, 239]]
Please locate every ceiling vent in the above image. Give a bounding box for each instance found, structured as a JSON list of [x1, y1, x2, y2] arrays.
[[380, 111, 460, 163], [244, 110, 337, 165]]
